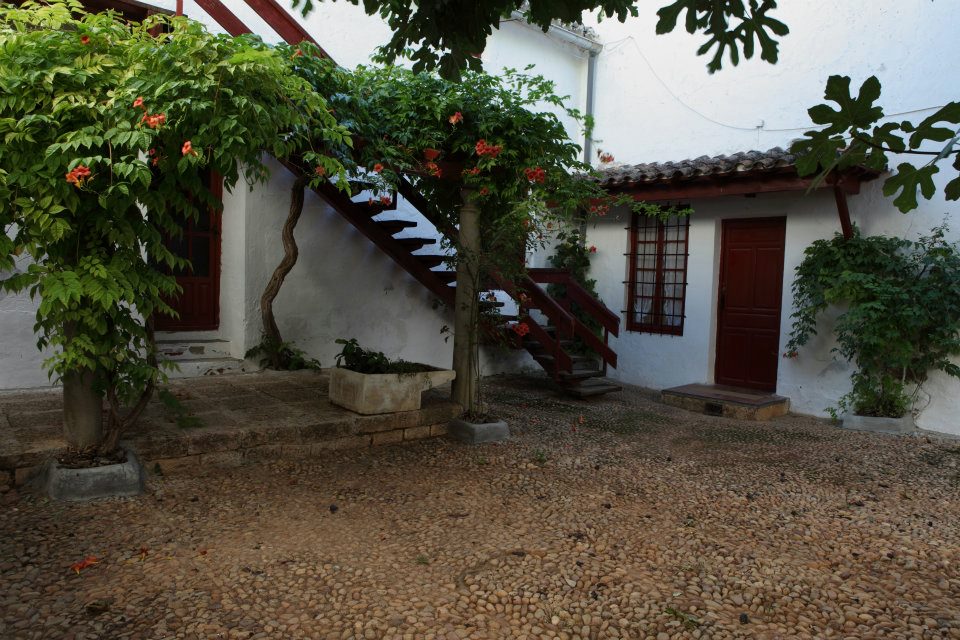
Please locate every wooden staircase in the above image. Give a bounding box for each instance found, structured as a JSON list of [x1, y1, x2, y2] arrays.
[[284, 158, 622, 397], [202, 0, 623, 398]]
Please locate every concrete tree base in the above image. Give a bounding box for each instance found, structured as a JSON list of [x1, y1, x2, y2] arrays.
[[449, 417, 510, 444], [329, 367, 456, 415], [840, 413, 915, 435], [43, 448, 146, 501]]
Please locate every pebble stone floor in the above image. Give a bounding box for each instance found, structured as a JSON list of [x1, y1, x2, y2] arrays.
[[1, 374, 959, 640]]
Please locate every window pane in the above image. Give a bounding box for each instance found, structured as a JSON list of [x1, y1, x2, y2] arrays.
[[628, 212, 689, 334]]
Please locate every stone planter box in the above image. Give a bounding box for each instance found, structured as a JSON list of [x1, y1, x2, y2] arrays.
[[329, 366, 456, 415], [43, 447, 146, 501], [449, 417, 509, 444], [840, 413, 915, 435]]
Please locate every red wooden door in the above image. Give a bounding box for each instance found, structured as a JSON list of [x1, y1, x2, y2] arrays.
[[715, 218, 786, 391], [154, 175, 222, 332]]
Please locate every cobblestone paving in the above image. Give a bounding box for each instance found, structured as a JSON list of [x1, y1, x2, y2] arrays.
[[1, 375, 959, 639]]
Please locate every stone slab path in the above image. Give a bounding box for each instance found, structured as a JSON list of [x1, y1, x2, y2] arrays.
[[1, 374, 959, 639], [0, 370, 458, 483]]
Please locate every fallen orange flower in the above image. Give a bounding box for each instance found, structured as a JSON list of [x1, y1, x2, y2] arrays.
[[70, 556, 99, 575]]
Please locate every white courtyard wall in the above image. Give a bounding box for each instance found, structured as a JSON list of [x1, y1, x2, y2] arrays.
[[579, 1, 960, 434]]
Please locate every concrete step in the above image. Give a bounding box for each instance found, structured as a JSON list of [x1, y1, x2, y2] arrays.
[[562, 377, 623, 398], [661, 383, 789, 421], [156, 338, 233, 361], [164, 357, 256, 379]]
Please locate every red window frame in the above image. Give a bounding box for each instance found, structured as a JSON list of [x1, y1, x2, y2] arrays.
[[626, 212, 690, 335]]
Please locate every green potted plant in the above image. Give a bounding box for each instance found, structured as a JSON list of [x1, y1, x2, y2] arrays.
[[786, 226, 960, 433], [329, 339, 456, 415]]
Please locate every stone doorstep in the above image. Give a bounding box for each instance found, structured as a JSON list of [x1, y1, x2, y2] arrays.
[[661, 389, 790, 421]]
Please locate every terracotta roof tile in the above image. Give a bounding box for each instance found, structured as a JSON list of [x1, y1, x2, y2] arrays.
[[595, 147, 798, 188]]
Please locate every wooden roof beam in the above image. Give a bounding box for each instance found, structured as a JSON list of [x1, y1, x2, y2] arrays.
[[192, 0, 251, 36], [613, 172, 871, 203]]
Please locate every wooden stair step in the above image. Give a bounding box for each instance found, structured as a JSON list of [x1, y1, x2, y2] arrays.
[[415, 254, 449, 268], [354, 202, 388, 216], [376, 220, 418, 235], [434, 270, 457, 284], [397, 237, 437, 251]]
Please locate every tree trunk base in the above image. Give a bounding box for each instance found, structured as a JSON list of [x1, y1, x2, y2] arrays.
[[62, 370, 103, 450]]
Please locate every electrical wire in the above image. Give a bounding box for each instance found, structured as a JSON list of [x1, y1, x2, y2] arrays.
[[603, 35, 946, 134]]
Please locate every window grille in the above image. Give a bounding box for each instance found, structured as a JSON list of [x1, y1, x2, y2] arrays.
[[626, 212, 690, 335]]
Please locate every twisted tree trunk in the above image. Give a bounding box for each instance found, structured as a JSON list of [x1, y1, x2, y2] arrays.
[[259, 175, 309, 368], [101, 317, 158, 455]]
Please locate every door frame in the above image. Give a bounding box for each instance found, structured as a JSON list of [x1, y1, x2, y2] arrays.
[[713, 216, 787, 391], [154, 173, 223, 332]]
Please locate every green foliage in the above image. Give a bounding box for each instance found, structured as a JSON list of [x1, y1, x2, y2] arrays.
[[786, 226, 960, 417], [290, 59, 650, 282], [157, 388, 204, 429], [548, 229, 602, 348], [245, 336, 321, 371], [290, 0, 787, 80], [0, 3, 346, 424], [334, 338, 429, 374], [792, 75, 960, 212], [655, 0, 788, 73]]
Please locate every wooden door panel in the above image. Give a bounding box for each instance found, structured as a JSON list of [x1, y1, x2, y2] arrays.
[[754, 248, 784, 309], [715, 218, 786, 391], [155, 173, 222, 332]]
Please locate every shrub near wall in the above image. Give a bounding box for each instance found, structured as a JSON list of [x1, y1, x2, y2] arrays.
[[786, 226, 960, 418]]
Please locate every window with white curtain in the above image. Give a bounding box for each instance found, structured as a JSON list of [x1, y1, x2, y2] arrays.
[[626, 213, 689, 335]]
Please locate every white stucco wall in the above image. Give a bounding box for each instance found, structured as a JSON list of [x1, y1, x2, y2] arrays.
[[588, 176, 960, 434], [575, 1, 960, 434], [3, 2, 959, 435], [586, 0, 958, 163]]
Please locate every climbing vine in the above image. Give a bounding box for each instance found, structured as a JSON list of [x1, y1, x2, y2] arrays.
[[786, 226, 960, 418], [0, 2, 347, 450]]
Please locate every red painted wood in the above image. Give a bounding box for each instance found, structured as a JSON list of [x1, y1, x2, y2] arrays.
[[609, 170, 876, 202], [834, 186, 854, 240], [155, 173, 223, 331], [193, 0, 252, 36], [715, 218, 786, 391], [240, 0, 332, 58], [77, 0, 173, 19]]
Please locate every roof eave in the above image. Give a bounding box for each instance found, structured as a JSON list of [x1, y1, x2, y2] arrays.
[[602, 166, 882, 202]]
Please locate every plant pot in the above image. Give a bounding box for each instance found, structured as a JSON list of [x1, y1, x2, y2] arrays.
[[448, 416, 510, 444], [329, 366, 456, 415], [840, 413, 915, 435], [42, 447, 146, 501]]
